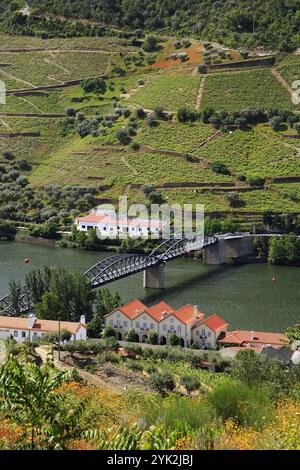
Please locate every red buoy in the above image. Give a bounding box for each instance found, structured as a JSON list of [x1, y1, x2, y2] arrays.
[[24, 258, 30, 264]]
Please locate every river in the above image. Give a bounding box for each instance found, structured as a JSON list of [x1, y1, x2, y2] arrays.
[[0, 241, 299, 332]]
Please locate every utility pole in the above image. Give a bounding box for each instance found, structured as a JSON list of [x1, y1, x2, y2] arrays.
[[58, 317, 61, 361]]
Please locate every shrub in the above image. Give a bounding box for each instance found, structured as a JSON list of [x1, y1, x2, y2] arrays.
[[149, 372, 175, 395], [126, 360, 143, 372], [209, 379, 273, 429], [247, 177, 264, 187], [102, 336, 120, 351], [136, 107, 146, 119], [211, 162, 230, 175], [180, 375, 200, 393], [226, 193, 245, 208], [198, 64, 207, 74]]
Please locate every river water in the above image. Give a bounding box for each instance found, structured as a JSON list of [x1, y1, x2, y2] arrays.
[[0, 241, 299, 332]]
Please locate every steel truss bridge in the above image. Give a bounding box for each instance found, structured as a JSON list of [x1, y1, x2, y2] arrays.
[[0, 234, 217, 316]]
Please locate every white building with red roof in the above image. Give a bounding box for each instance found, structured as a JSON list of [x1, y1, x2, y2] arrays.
[[75, 208, 166, 239], [0, 314, 87, 343], [104, 299, 226, 347], [192, 314, 229, 349]]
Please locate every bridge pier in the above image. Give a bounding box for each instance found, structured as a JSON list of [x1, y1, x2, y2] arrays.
[[203, 236, 255, 265], [143, 264, 165, 289]]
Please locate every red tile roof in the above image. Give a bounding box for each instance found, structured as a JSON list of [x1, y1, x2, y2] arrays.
[[146, 301, 174, 321], [172, 304, 204, 325], [202, 314, 228, 332], [76, 214, 164, 228], [108, 300, 204, 325], [118, 299, 147, 319], [0, 316, 84, 334], [218, 330, 286, 347]]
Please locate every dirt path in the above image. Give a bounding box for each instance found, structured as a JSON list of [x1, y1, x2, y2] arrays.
[[271, 68, 293, 97], [195, 77, 206, 111], [44, 57, 70, 75], [19, 96, 44, 113], [0, 118, 12, 131], [190, 129, 223, 153], [0, 69, 36, 88], [121, 155, 138, 175]]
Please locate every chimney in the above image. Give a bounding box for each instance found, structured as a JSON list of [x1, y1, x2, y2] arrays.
[[28, 314, 37, 328], [80, 315, 86, 325], [193, 305, 198, 318]]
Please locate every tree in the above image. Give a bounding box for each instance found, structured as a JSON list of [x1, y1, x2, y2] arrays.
[[168, 333, 181, 347], [43, 329, 72, 345], [285, 324, 300, 348], [81, 78, 106, 95], [0, 357, 84, 449], [87, 312, 103, 338], [94, 288, 121, 317], [8, 280, 23, 316], [143, 35, 158, 52], [125, 328, 137, 342], [147, 331, 158, 345], [102, 326, 116, 338]]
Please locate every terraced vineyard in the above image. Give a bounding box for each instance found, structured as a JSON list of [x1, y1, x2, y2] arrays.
[[0, 32, 299, 221], [201, 69, 295, 111], [128, 74, 200, 110]]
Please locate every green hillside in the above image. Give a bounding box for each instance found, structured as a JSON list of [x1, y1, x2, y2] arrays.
[[0, 29, 299, 229]]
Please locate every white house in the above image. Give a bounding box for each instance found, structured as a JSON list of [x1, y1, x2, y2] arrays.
[[104, 299, 228, 348], [75, 208, 166, 239], [0, 314, 87, 343], [192, 314, 229, 349]]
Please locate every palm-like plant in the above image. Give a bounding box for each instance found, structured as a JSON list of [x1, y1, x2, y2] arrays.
[[0, 357, 85, 449]]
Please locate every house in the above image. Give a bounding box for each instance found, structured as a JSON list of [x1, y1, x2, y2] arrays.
[[0, 314, 87, 343], [104, 300, 228, 347], [193, 314, 229, 349], [75, 208, 166, 239], [217, 330, 286, 350]]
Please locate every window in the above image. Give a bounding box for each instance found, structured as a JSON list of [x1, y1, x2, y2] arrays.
[[22, 331, 26, 338], [143, 323, 147, 329], [136, 322, 140, 328], [13, 331, 18, 337], [202, 329, 205, 335], [170, 325, 174, 331], [196, 331, 199, 336], [143, 315, 147, 320], [150, 323, 154, 330], [208, 331, 211, 337], [177, 325, 181, 332], [82, 225, 86, 229], [124, 321, 128, 327], [87, 226, 93, 230], [117, 313, 120, 318], [163, 324, 167, 331], [110, 320, 113, 326], [33, 332, 38, 338], [170, 318, 174, 323]]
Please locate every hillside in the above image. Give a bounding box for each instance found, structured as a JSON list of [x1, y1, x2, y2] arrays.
[[12, 0, 300, 52], [0, 27, 299, 229]]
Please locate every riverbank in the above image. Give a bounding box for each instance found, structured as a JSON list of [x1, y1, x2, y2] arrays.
[[0, 241, 299, 332]]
